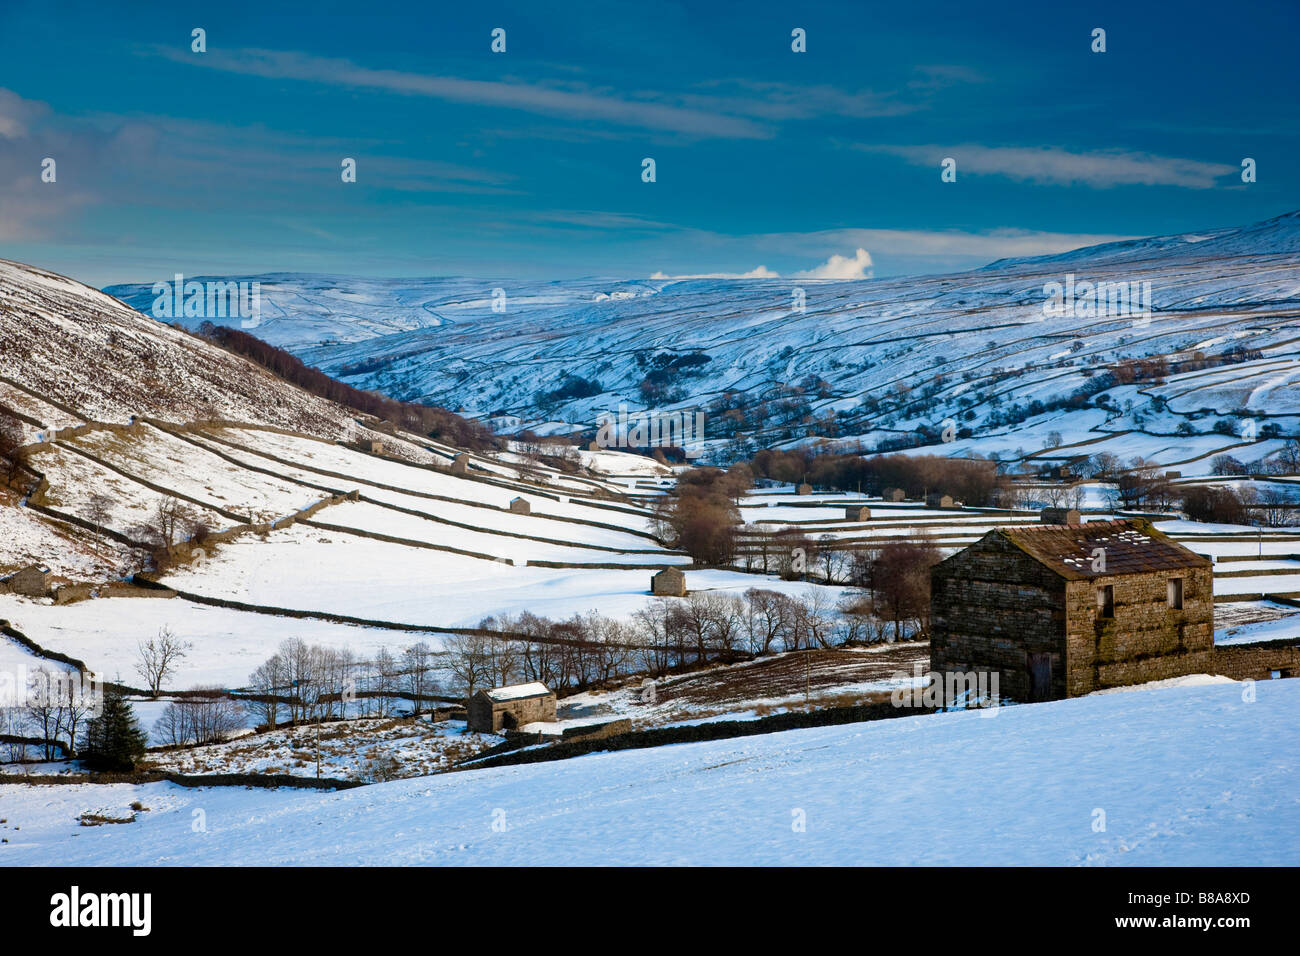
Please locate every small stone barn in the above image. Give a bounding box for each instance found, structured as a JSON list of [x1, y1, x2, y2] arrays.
[[845, 505, 871, 521], [1040, 507, 1081, 525], [368, 440, 385, 455], [651, 567, 686, 596], [0, 564, 52, 597], [930, 519, 1213, 702], [796, 483, 813, 496], [450, 452, 470, 475], [880, 487, 906, 502], [508, 496, 531, 515], [467, 682, 557, 732], [926, 492, 957, 509]]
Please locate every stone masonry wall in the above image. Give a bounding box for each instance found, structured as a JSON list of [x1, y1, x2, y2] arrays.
[[931, 535, 1067, 701], [1064, 566, 1214, 695]]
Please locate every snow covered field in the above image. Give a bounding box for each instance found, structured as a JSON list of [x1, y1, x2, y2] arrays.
[[0, 594, 430, 690], [160, 526, 843, 628], [3, 679, 1295, 866]]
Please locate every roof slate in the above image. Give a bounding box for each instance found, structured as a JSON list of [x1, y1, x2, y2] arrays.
[[996, 519, 1210, 580]]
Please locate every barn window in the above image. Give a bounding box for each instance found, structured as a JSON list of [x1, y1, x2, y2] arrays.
[[1096, 585, 1114, 618], [1167, 577, 1184, 610]]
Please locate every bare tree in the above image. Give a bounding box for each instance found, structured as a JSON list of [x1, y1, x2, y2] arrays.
[[247, 652, 286, 730], [85, 492, 115, 556], [794, 588, 838, 649], [1, 707, 31, 763], [24, 668, 71, 760], [142, 497, 189, 552], [371, 646, 398, 717], [155, 689, 244, 746], [402, 642, 437, 715], [136, 626, 192, 697], [817, 535, 847, 583], [443, 632, 489, 700]]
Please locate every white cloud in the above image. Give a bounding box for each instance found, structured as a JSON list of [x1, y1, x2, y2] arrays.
[[150, 47, 771, 140], [650, 265, 779, 279], [650, 248, 876, 281], [793, 248, 874, 279], [859, 144, 1236, 189]]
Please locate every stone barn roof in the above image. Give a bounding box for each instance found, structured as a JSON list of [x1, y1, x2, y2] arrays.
[[482, 681, 553, 702], [994, 519, 1210, 580]]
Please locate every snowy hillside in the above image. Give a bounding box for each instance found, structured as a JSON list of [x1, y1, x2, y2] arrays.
[[0, 260, 369, 441], [4, 679, 1295, 866], [103, 211, 1300, 464]]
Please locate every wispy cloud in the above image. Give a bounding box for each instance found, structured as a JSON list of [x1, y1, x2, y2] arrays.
[[754, 225, 1140, 266], [146, 47, 977, 140], [859, 144, 1237, 189], [148, 46, 773, 140]]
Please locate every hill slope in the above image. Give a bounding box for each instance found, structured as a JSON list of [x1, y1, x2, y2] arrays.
[[103, 211, 1300, 460], [3, 679, 1295, 865], [0, 259, 368, 441]]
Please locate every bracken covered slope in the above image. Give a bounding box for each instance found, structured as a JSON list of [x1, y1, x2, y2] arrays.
[[0, 259, 361, 440]]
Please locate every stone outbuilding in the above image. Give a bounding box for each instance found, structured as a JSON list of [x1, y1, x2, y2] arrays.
[[467, 682, 557, 733], [930, 519, 1213, 702], [651, 567, 686, 596], [368, 440, 385, 455], [880, 487, 906, 502], [450, 452, 470, 475], [796, 483, 813, 496], [1040, 507, 1082, 525], [845, 505, 871, 521], [0, 564, 52, 598], [925, 492, 957, 509], [508, 497, 531, 515]]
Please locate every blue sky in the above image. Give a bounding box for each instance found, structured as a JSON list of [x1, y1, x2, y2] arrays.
[[1, 0, 1296, 285]]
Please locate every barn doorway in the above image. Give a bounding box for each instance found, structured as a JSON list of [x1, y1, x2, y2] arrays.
[[1027, 653, 1053, 701], [500, 711, 518, 731]]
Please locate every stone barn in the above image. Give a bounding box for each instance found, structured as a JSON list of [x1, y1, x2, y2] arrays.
[[508, 497, 531, 515], [1040, 507, 1081, 525], [0, 564, 52, 598], [368, 440, 385, 455], [845, 505, 871, 521], [651, 567, 686, 596], [880, 487, 906, 502], [450, 452, 470, 475], [930, 519, 1213, 702], [796, 483, 813, 496], [467, 682, 557, 732], [926, 492, 957, 509]]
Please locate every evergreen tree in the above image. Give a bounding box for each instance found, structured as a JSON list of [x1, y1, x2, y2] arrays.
[[80, 687, 147, 772]]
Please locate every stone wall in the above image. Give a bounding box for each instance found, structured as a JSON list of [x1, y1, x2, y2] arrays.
[[1064, 566, 1213, 695], [1211, 641, 1300, 681], [931, 535, 1068, 701]]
